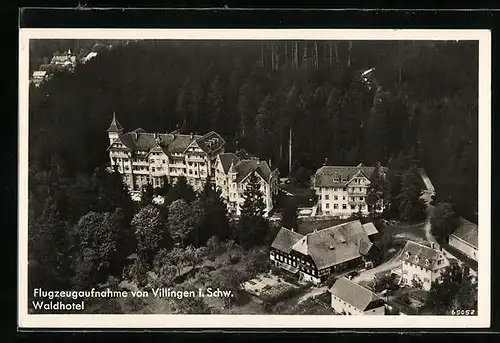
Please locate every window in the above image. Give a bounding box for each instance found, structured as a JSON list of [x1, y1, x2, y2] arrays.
[[343, 196, 346, 200], [334, 204, 338, 209], [162, 159, 166, 164], [343, 187, 347, 191], [360, 196, 364, 201], [334, 195, 338, 200], [326, 203, 330, 209], [325, 195, 330, 200], [351, 205, 355, 210], [151, 167, 155, 172], [342, 204, 347, 210], [360, 205, 365, 210]]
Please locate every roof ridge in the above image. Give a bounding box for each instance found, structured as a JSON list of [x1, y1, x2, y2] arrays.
[[406, 240, 436, 251]]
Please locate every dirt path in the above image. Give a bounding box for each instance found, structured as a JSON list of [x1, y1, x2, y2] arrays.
[[296, 285, 328, 304], [352, 250, 403, 283]]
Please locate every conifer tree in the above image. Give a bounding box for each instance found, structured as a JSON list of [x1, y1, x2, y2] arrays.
[[236, 171, 268, 248]]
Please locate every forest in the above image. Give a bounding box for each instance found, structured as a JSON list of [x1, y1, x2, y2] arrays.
[[28, 39, 478, 221]]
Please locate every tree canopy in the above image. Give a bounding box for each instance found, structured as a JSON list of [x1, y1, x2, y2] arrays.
[[29, 40, 478, 220]]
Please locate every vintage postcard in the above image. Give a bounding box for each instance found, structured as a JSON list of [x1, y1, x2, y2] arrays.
[[18, 28, 490, 329]]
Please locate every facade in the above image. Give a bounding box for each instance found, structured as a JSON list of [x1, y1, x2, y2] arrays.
[[329, 277, 386, 315], [106, 113, 225, 192], [32, 70, 48, 87], [399, 241, 449, 291], [270, 220, 378, 284], [449, 217, 478, 261], [50, 50, 77, 72], [214, 151, 279, 216], [312, 163, 386, 218]]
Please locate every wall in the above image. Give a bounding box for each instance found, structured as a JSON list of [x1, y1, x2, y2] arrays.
[[363, 306, 386, 315], [330, 294, 363, 315], [449, 235, 478, 261], [400, 261, 433, 291], [317, 181, 370, 217]]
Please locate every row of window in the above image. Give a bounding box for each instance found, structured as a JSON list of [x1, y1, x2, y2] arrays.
[[403, 261, 431, 271], [323, 195, 365, 202], [324, 203, 365, 210], [402, 276, 431, 284]]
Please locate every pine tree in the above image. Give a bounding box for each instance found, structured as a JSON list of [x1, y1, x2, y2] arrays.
[[397, 164, 426, 222], [236, 171, 268, 248], [199, 178, 231, 242], [29, 196, 73, 289], [281, 200, 298, 230], [140, 182, 154, 206], [367, 162, 389, 215]]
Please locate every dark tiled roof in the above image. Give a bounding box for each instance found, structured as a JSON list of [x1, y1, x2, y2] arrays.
[[271, 228, 304, 254], [329, 277, 382, 311], [113, 127, 225, 156], [234, 160, 276, 184], [362, 222, 379, 236], [195, 131, 226, 154], [399, 241, 446, 271], [452, 217, 478, 248], [107, 113, 124, 133], [218, 153, 240, 173], [298, 221, 373, 269], [271, 220, 374, 270], [313, 164, 386, 188]]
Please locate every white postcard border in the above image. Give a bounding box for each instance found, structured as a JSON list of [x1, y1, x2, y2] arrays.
[[18, 28, 491, 329]]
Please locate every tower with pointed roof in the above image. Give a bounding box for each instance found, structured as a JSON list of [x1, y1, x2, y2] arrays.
[[107, 112, 124, 145]]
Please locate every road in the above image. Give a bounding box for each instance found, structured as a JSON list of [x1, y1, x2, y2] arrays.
[[297, 285, 328, 304]]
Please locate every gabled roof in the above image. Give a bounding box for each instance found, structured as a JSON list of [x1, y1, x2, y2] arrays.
[[218, 153, 240, 173], [304, 221, 373, 269], [329, 277, 382, 312], [399, 241, 447, 271], [271, 220, 374, 270], [452, 217, 478, 248], [236, 160, 276, 184], [107, 112, 124, 133], [194, 131, 225, 154], [362, 222, 379, 236], [313, 164, 386, 188], [271, 228, 304, 254]]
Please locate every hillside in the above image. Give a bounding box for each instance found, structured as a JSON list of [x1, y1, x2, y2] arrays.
[[28, 39, 478, 220]]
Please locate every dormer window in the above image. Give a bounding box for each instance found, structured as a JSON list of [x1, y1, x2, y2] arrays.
[[414, 255, 420, 263], [405, 252, 411, 259], [425, 259, 430, 267]]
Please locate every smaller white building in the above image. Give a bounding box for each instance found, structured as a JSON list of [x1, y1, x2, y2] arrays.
[[214, 150, 279, 216], [32, 70, 47, 87], [329, 277, 386, 315], [449, 217, 478, 261], [312, 163, 387, 218], [399, 241, 449, 291]]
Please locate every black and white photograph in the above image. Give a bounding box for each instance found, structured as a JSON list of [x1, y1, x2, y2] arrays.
[[18, 29, 490, 328]]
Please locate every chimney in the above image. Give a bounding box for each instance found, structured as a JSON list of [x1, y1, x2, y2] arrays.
[[431, 242, 435, 249], [269, 159, 272, 167], [134, 131, 138, 140], [291, 228, 294, 232], [190, 133, 194, 139]]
